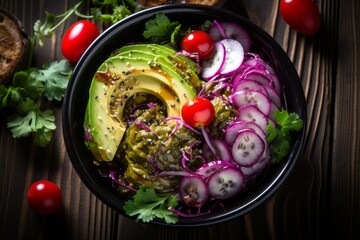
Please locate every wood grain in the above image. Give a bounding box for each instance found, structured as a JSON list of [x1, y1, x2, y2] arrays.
[[331, 0, 360, 239], [1, 0, 360, 239]]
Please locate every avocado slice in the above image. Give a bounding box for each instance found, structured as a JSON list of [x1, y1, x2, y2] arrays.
[[117, 44, 202, 91], [119, 44, 199, 73], [84, 45, 199, 162]]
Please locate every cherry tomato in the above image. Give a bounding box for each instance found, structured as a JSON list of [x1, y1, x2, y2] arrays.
[[27, 180, 62, 215], [181, 97, 215, 128], [61, 20, 99, 62], [280, 0, 321, 35], [181, 30, 215, 60]]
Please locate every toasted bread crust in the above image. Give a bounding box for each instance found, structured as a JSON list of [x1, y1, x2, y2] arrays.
[[0, 9, 27, 82], [180, 0, 219, 5], [138, 0, 168, 8], [138, 0, 220, 8]]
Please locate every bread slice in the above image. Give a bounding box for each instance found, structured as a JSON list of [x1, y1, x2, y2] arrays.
[[0, 9, 27, 83], [179, 0, 220, 6], [138, 0, 168, 8], [138, 0, 220, 8]]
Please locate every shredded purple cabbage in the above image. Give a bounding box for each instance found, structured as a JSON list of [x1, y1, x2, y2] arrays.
[[83, 125, 93, 141], [109, 170, 137, 192], [133, 121, 159, 138]]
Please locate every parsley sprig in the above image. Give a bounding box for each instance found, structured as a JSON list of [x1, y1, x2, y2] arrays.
[[33, 1, 92, 48], [0, 61, 71, 147], [124, 186, 180, 224], [266, 109, 304, 163], [143, 13, 183, 44]]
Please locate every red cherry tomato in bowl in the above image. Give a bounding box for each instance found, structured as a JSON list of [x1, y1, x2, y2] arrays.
[[181, 30, 215, 60], [27, 180, 62, 215], [61, 20, 99, 62], [280, 0, 321, 35], [181, 97, 215, 128]]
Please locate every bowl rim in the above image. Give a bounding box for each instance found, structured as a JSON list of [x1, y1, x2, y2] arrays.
[[62, 3, 307, 227]]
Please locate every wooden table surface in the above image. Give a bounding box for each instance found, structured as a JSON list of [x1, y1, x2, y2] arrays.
[[1, 0, 359, 239]]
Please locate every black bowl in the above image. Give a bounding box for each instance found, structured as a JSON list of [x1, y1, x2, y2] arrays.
[[62, 4, 306, 227]]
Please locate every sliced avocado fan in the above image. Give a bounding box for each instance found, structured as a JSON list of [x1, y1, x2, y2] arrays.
[[84, 44, 201, 162]]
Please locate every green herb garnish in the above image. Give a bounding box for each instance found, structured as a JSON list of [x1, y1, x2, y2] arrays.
[[91, 0, 141, 25], [0, 60, 71, 147], [266, 109, 304, 163], [124, 186, 180, 224], [143, 13, 182, 44]]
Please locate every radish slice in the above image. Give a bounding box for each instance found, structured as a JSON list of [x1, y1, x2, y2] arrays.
[[251, 69, 282, 94], [231, 129, 265, 167], [202, 139, 233, 162], [267, 74, 282, 95], [236, 105, 269, 131], [224, 121, 266, 145], [219, 39, 244, 75], [263, 85, 282, 108], [201, 41, 226, 80], [207, 166, 244, 199], [208, 21, 251, 53], [244, 72, 273, 87], [195, 160, 236, 178], [242, 59, 283, 94], [179, 175, 208, 207], [270, 102, 280, 116], [231, 89, 271, 115], [241, 147, 271, 177], [233, 79, 268, 95], [243, 58, 276, 74]]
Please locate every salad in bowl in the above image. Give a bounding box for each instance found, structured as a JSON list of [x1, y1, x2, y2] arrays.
[[63, 4, 306, 226]]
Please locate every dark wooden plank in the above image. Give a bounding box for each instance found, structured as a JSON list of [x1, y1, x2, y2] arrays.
[[1, 0, 359, 239], [331, 0, 360, 239]]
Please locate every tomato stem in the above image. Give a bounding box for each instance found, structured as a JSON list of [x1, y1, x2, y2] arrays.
[[49, 2, 90, 32]]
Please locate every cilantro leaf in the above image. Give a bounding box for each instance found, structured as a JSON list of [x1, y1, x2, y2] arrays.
[[0, 71, 45, 109], [0, 85, 7, 98], [17, 98, 38, 114], [143, 13, 181, 44], [12, 71, 44, 99], [29, 60, 71, 101], [270, 137, 291, 164], [170, 24, 182, 44], [34, 128, 55, 147], [124, 186, 179, 224], [7, 98, 56, 146], [266, 109, 304, 163], [7, 111, 37, 138], [0, 85, 27, 108]]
